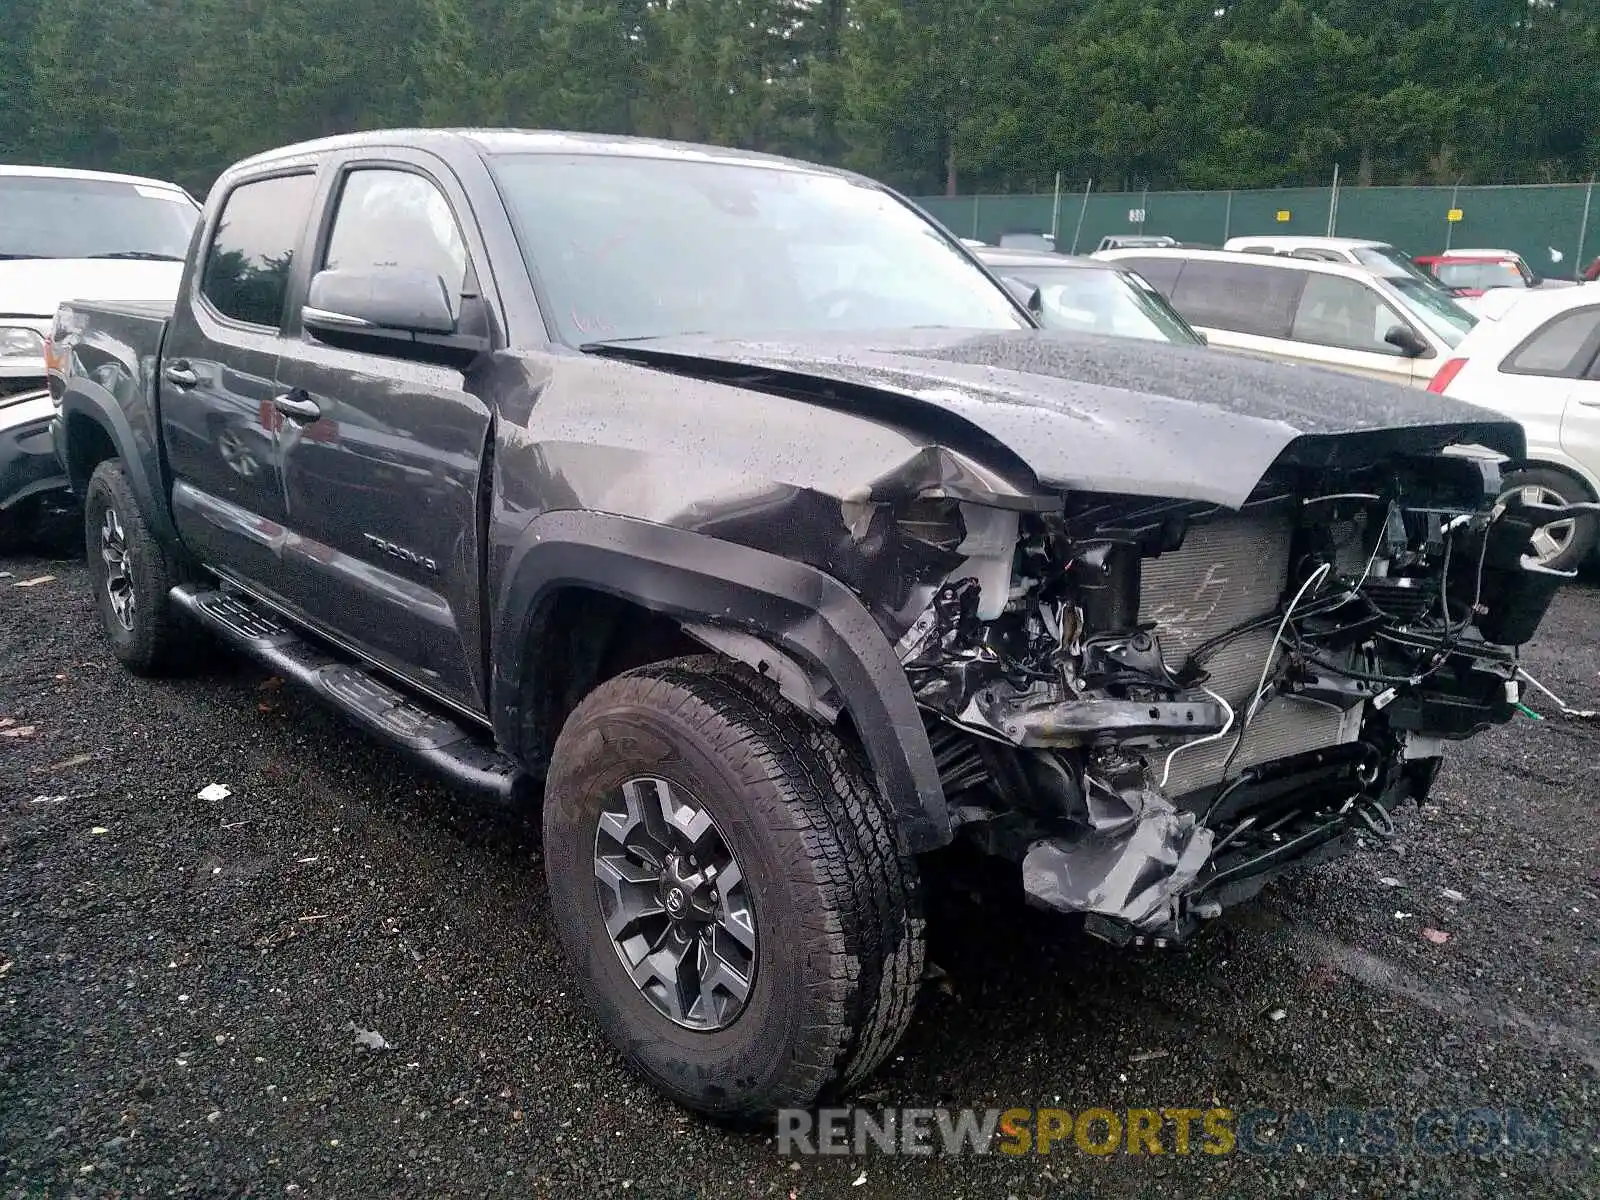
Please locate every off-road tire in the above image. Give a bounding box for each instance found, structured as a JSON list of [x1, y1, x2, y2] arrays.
[[1500, 466, 1599, 573], [83, 460, 201, 675], [542, 656, 924, 1124]]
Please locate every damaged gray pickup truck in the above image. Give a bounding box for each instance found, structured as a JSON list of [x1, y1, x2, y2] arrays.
[[48, 130, 1571, 1124]]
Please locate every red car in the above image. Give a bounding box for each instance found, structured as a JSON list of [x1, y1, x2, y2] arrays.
[[1413, 250, 1538, 298]]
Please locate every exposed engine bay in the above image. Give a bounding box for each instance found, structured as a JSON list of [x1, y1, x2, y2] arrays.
[[890, 450, 1572, 945]]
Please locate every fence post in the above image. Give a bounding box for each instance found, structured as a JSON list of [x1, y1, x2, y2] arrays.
[[1050, 171, 1062, 244], [970, 195, 980, 239], [1223, 189, 1233, 242], [1445, 181, 1460, 251], [1577, 175, 1595, 278], [1069, 179, 1093, 254], [1327, 163, 1340, 236]]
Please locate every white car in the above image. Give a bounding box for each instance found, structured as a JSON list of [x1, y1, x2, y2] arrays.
[[1094, 247, 1477, 387], [1, 166, 200, 548], [1223, 234, 1428, 277], [1429, 287, 1600, 569]]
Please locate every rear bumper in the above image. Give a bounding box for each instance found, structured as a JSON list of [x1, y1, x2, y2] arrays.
[[1, 392, 71, 512]]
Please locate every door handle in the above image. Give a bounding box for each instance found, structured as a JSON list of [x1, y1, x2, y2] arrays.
[[164, 362, 198, 389], [272, 391, 321, 422]]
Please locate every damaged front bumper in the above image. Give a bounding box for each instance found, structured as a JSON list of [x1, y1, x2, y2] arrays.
[[1016, 740, 1430, 946], [893, 454, 1570, 949]]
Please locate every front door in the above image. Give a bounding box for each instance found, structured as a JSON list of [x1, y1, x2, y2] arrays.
[[271, 159, 493, 712], [1282, 273, 1428, 386], [161, 171, 319, 590]]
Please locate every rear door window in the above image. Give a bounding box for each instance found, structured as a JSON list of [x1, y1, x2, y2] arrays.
[[199, 173, 318, 329], [1503, 307, 1600, 378], [1167, 260, 1302, 338]]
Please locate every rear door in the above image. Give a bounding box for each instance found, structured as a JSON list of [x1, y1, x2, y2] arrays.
[[162, 171, 319, 589], [1159, 259, 1305, 363], [270, 152, 496, 712]]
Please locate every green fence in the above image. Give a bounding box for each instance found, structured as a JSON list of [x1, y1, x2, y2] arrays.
[[915, 184, 1600, 277]]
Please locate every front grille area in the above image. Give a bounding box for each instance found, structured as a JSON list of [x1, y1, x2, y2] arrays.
[[1138, 507, 1357, 797]]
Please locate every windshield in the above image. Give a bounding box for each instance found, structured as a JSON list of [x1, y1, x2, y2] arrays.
[[993, 262, 1202, 344], [488, 154, 1028, 344], [1353, 244, 1447, 289], [1386, 277, 1478, 346], [0, 174, 198, 260], [1433, 260, 1531, 291]]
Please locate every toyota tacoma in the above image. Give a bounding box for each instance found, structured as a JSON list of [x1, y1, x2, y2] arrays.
[[48, 129, 1570, 1123]]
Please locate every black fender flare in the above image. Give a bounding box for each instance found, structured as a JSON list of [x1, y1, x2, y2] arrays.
[[56, 376, 181, 545], [492, 510, 951, 851]]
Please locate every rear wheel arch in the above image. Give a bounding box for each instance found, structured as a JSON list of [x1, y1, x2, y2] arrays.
[[62, 409, 118, 494], [492, 511, 951, 851], [58, 380, 183, 549], [1507, 457, 1600, 503]]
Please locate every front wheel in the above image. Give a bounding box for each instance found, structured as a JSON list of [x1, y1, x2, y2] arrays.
[[83, 460, 201, 675], [541, 657, 924, 1124]]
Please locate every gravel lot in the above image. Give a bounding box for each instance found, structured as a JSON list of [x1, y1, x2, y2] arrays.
[[2, 550, 1598, 1198]]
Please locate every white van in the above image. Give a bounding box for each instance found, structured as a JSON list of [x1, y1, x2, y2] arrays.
[[1221, 234, 1422, 274], [1093, 247, 1477, 387]]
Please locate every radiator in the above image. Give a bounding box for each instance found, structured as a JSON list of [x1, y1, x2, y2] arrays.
[[1138, 508, 1357, 798]]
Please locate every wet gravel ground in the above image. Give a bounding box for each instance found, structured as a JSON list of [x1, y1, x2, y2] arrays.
[[2, 551, 1598, 1199]]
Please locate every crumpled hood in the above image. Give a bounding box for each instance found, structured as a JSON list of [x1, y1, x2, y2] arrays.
[[598, 328, 1525, 507], [0, 259, 184, 319]]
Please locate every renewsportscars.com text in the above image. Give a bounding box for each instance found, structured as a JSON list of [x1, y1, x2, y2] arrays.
[[777, 1106, 1567, 1158]]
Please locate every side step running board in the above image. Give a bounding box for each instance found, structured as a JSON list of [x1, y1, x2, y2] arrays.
[[171, 583, 531, 806]]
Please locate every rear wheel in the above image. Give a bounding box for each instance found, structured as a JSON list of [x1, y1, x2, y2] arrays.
[[1499, 466, 1598, 572], [83, 460, 201, 675], [541, 657, 924, 1124]]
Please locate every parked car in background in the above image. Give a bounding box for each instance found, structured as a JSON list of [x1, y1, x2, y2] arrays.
[[1224, 235, 1450, 291], [47, 128, 1560, 1122], [995, 230, 1055, 252], [976, 247, 1205, 344], [1095, 234, 1178, 252], [0, 165, 201, 548], [1414, 250, 1575, 313], [1428, 287, 1600, 569], [1094, 247, 1476, 387]]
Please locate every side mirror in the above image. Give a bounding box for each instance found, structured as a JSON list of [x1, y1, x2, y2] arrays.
[[302, 267, 489, 367], [1001, 275, 1043, 316], [305, 267, 457, 336], [1383, 324, 1429, 358]]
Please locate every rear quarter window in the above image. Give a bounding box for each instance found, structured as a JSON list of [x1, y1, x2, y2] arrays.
[[1502, 306, 1600, 378], [1166, 261, 1302, 338]]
